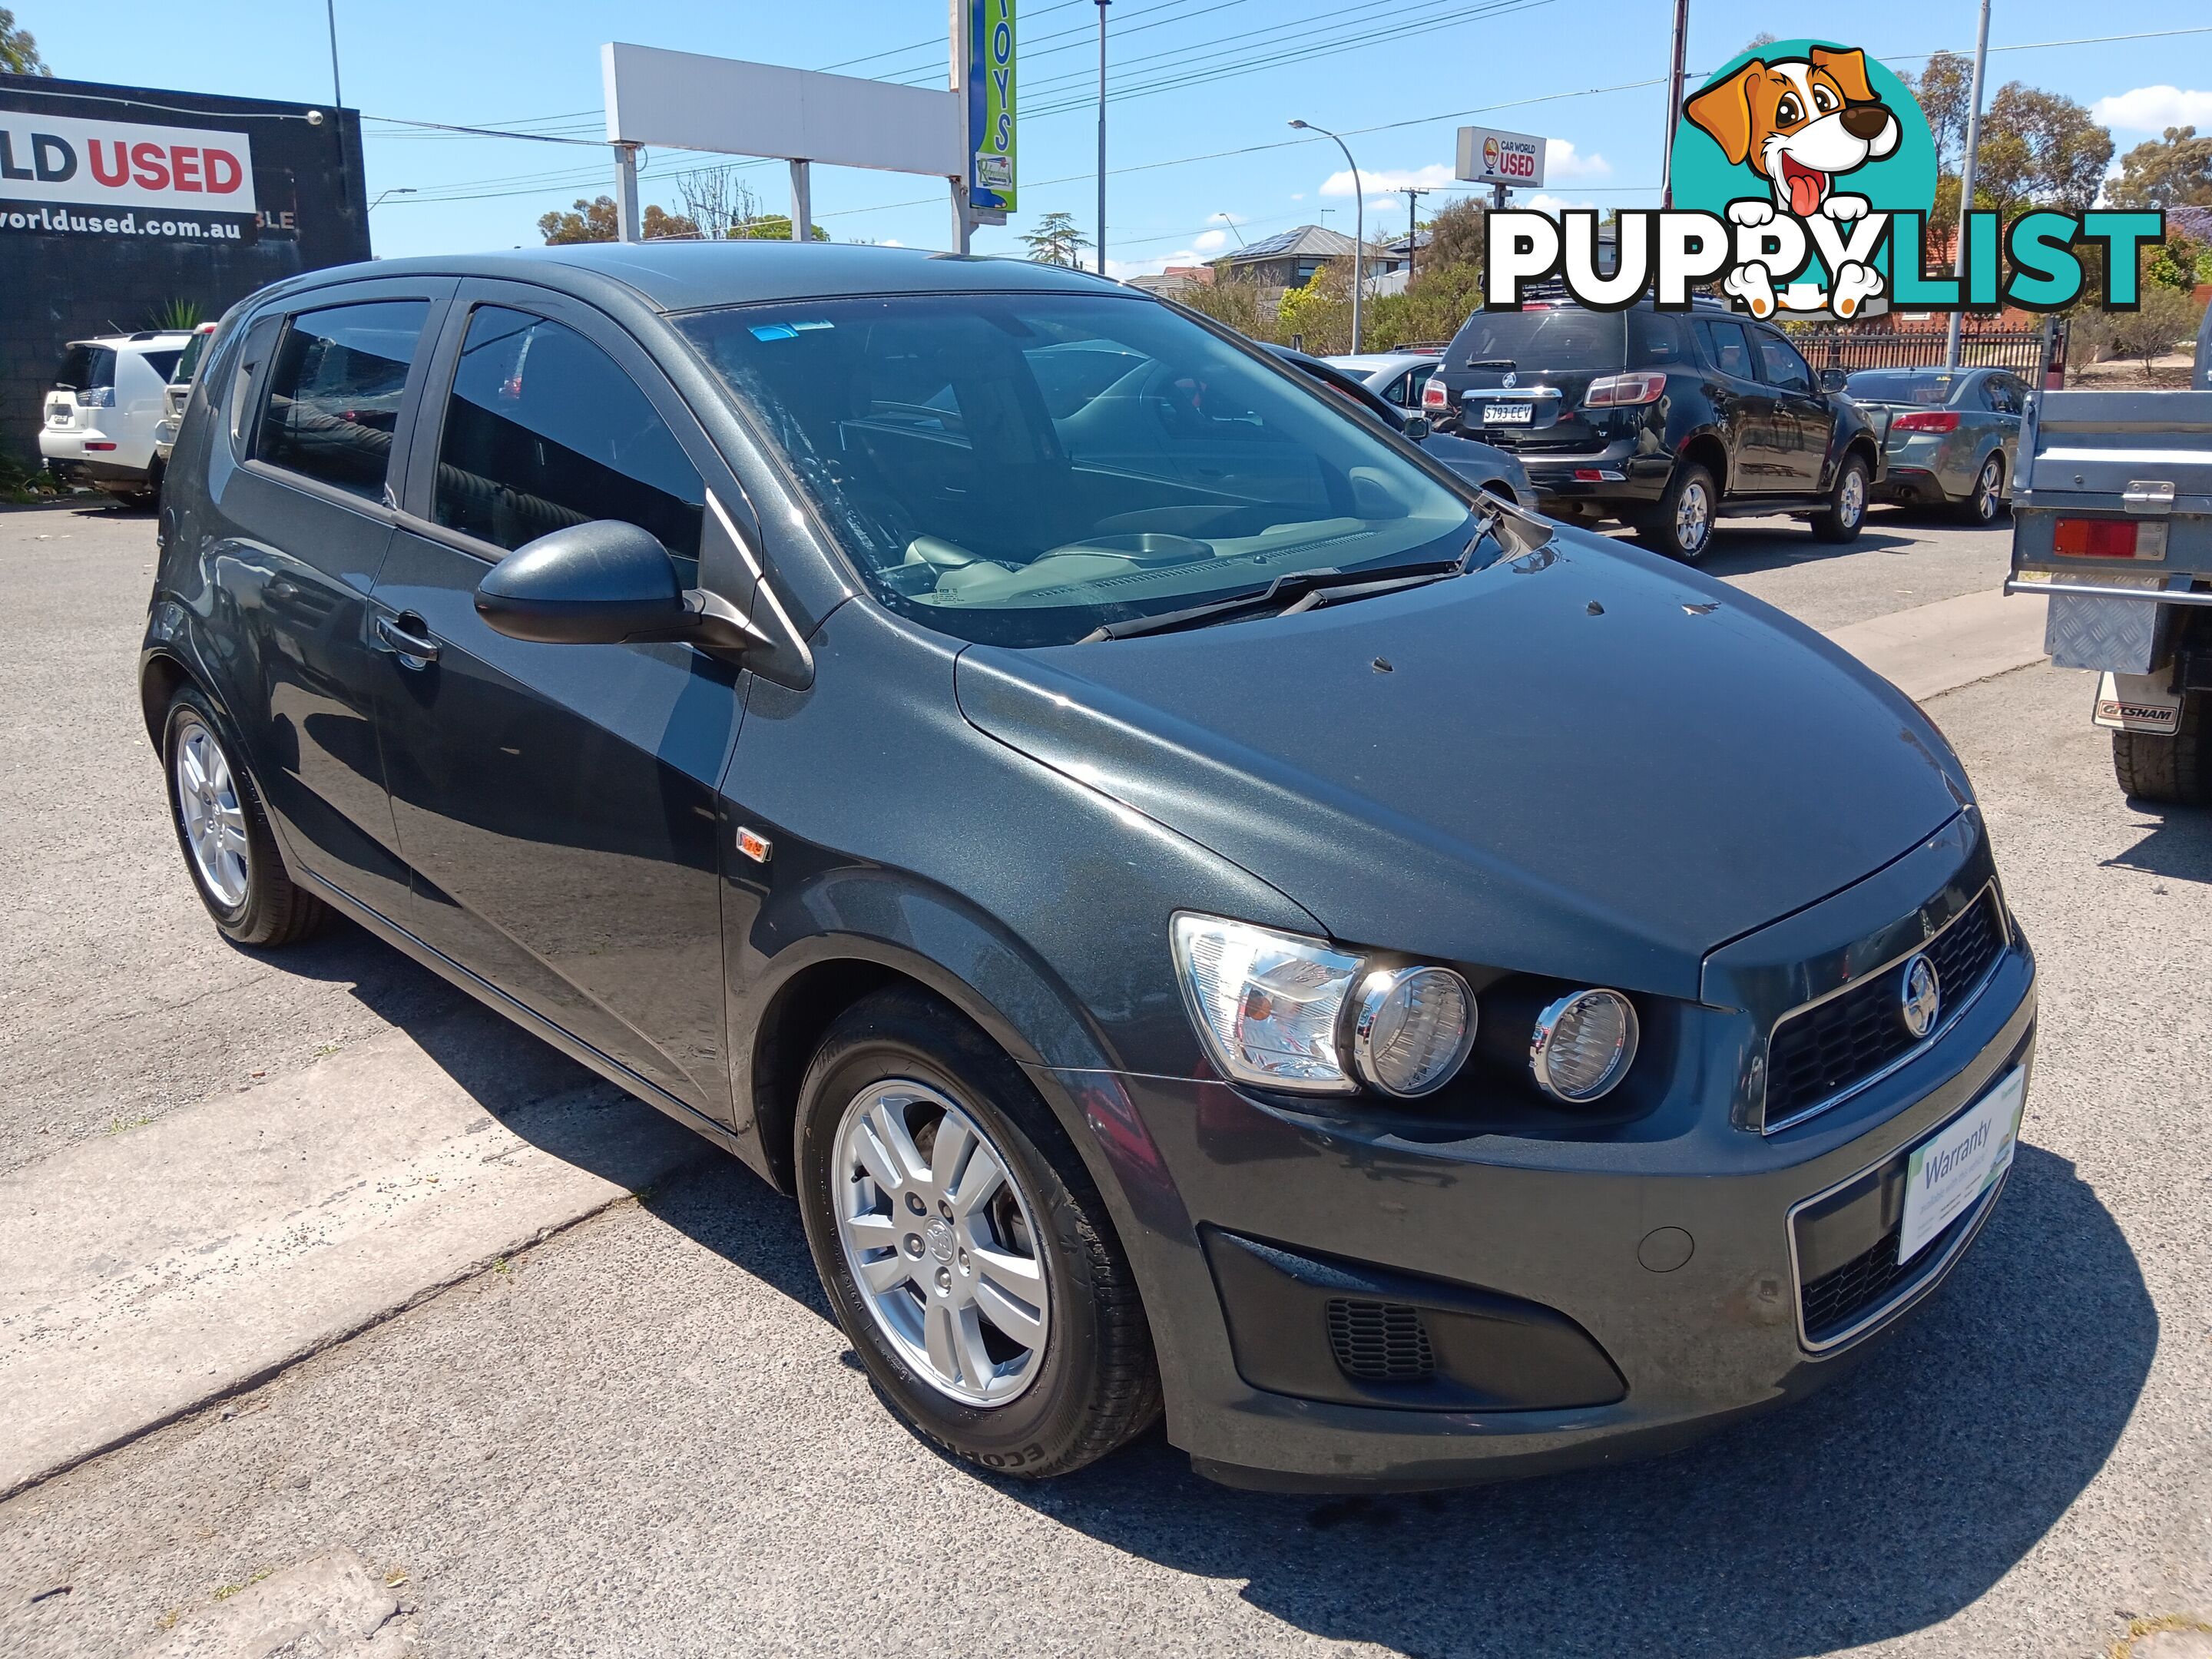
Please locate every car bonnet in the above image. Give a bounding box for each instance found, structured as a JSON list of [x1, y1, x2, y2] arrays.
[[952, 528, 1969, 1000]]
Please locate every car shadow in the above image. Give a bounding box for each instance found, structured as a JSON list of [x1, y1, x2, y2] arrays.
[[1601, 512, 1939, 580], [237, 923, 2154, 1657], [929, 1144, 2141, 1659], [2102, 801, 2212, 886]]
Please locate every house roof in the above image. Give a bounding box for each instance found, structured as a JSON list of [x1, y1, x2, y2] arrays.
[[1216, 224, 1391, 264]]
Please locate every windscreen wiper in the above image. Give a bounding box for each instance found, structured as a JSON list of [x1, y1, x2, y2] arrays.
[[1078, 530, 1492, 644]]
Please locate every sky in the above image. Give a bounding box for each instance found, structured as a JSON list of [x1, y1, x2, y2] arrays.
[[15, 1, 2212, 275]]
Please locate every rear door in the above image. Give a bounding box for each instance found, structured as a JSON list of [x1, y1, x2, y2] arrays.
[[1689, 316, 1774, 490], [369, 283, 743, 1121], [1750, 326, 1833, 492], [199, 281, 451, 918]]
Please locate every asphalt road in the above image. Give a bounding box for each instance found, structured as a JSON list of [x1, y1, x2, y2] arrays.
[[2, 497, 2204, 1659]]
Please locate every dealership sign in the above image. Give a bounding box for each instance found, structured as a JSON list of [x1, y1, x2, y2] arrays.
[[0, 112, 257, 213], [1455, 126, 1544, 190], [966, 0, 1015, 214]]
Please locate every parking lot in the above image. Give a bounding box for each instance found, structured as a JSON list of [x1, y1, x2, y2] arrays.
[[2, 497, 2207, 1658]]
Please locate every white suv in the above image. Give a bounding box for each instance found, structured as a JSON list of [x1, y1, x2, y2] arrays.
[[40, 331, 195, 504]]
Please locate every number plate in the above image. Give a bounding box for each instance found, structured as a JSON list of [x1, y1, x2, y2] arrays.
[[1897, 1066, 2025, 1265], [1481, 402, 1534, 425]]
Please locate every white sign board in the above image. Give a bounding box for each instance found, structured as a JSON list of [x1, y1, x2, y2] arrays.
[[0, 112, 257, 213], [602, 43, 963, 178], [1455, 126, 1545, 190]]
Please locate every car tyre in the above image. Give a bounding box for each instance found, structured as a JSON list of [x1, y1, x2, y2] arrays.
[[162, 687, 328, 946], [1634, 462, 1718, 562], [2112, 689, 2212, 806], [1811, 453, 1871, 543], [795, 986, 1162, 1478], [1953, 452, 2005, 525]]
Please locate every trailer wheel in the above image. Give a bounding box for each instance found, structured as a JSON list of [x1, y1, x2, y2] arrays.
[[2113, 690, 2212, 806]]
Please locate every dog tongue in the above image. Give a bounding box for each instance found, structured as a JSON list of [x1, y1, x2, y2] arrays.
[[1786, 167, 1825, 217]]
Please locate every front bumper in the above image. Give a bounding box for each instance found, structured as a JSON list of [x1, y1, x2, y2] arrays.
[[1045, 936, 2036, 1491]]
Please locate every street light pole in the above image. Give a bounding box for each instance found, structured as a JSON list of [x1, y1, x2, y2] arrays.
[[325, 0, 343, 108], [1944, 0, 1993, 369], [1095, 1, 1110, 275], [366, 187, 416, 212], [1290, 119, 1363, 353]]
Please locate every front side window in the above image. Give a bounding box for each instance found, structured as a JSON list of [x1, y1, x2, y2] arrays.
[[433, 306, 704, 576], [257, 301, 429, 498], [677, 292, 1477, 647], [1754, 331, 1814, 392]]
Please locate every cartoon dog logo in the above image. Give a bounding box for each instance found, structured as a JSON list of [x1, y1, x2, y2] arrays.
[[1685, 46, 1901, 317]]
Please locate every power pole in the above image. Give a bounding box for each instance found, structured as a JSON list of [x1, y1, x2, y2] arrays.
[[325, 0, 343, 108], [1660, 0, 1689, 208], [1400, 186, 1429, 277], [1945, 0, 1992, 368], [1095, 1, 1110, 275]]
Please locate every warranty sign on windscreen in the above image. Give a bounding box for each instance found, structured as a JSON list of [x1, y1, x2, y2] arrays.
[[969, 0, 1015, 213]]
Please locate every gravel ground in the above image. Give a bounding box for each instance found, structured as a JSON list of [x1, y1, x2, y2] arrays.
[[1, 497, 2202, 1659]]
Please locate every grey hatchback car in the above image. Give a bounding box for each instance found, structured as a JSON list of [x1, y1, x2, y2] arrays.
[[146, 243, 2036, 1490]]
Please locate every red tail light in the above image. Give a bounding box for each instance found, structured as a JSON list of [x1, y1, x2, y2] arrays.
[[2053, 518, 2145, 558], [1890, 409, 1960, 433], [84, 441, 118, 451], [1584, 372, 1666, 407], [1422, 378, 1448, 409]]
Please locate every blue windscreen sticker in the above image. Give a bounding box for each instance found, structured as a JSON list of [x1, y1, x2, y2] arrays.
[[750, 323, 799, 342]]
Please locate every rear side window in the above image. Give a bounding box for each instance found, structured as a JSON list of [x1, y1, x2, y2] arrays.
[[1630, 312, 1690, 367], [141, 349, 185, 383], [257, 301, 430, 499], [1694, 318, 1753, 379], [1982, 376, 2022, 414], [432, 306, 704, 575]]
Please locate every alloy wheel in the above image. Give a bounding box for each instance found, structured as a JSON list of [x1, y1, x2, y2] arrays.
[[1972, 457, 2000, 523], [174, 717, 250, 909], [831, 1080, 1051, 1407], [1675, 478, 1712, 555], [1839, 465, 1866, 530]]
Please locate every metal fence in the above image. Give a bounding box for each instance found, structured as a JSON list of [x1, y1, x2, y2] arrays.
[[1789, 325, 2054, 373]]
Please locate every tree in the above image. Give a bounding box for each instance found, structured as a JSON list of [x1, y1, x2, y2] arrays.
[[0, 7, 48, 75], [2147, 233, 2211, 291], [1022, 210, 1091, 267], [535, 196, 697, 243], [1423, 198, 1485, 272], [1277, 260, 1354, 355], [1902, 51, 1973, 177], [2075, 284, 2207, 382], [2111, 126, 2212, 210], [1970, 84, 2112, 217]]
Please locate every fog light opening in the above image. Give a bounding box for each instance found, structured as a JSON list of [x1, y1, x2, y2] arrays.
[[1530, 988, 1639, 1103]]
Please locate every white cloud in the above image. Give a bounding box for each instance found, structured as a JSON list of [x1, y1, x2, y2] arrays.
[[1545, 140, 1612, 180], [2091, 86, 2212, 131], [1290, 192, 1305, 201], [1193, 228, 1230, 251], [1320, 162, 1455, 197]]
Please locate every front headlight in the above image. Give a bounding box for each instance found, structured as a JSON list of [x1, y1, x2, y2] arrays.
[[1171, 913, 1362, 1094]]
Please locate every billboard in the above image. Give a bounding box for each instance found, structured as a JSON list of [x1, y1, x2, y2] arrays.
[[0, 74, 368, 466], [1455, 126, 1545, 190], [966, 0, 1015, 214]]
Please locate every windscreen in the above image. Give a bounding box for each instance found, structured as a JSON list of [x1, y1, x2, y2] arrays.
[[1843, 369, 1957, 406], [173, 329, 214, 384], [678, 293, 1475, 647], [1449, 306, 1626, 373]]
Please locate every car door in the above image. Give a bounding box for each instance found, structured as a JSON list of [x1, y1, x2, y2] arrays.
[[369, 285, 743, 1121], [1688, 316, 1774, 491], [1981, 372, 2025, 481], [198, 281, 451, 919], [1750, 326, 1833, 493]]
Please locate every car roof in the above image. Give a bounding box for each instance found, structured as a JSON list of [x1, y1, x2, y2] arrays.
[[1324, 353, 1433, 372], [267, 240, 1127, 316], [66, 332, 196, 350]]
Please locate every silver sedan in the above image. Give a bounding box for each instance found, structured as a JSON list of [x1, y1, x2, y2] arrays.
[[1846, 366, 2028, 525]]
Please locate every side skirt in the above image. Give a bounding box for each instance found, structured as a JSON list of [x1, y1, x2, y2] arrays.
[[298, 869, 751, 1165]]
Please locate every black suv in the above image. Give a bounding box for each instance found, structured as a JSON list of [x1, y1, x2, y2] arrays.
[[1423, 297, 1885, 561]]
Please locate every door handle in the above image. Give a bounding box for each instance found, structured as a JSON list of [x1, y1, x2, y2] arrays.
[[376, 611, 440, 666]]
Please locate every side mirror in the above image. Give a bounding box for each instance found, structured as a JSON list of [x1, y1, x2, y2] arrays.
[[474, 520, 765, 652], [1817, 367, 1848, 393], [1401, 413, 1432, 441]]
